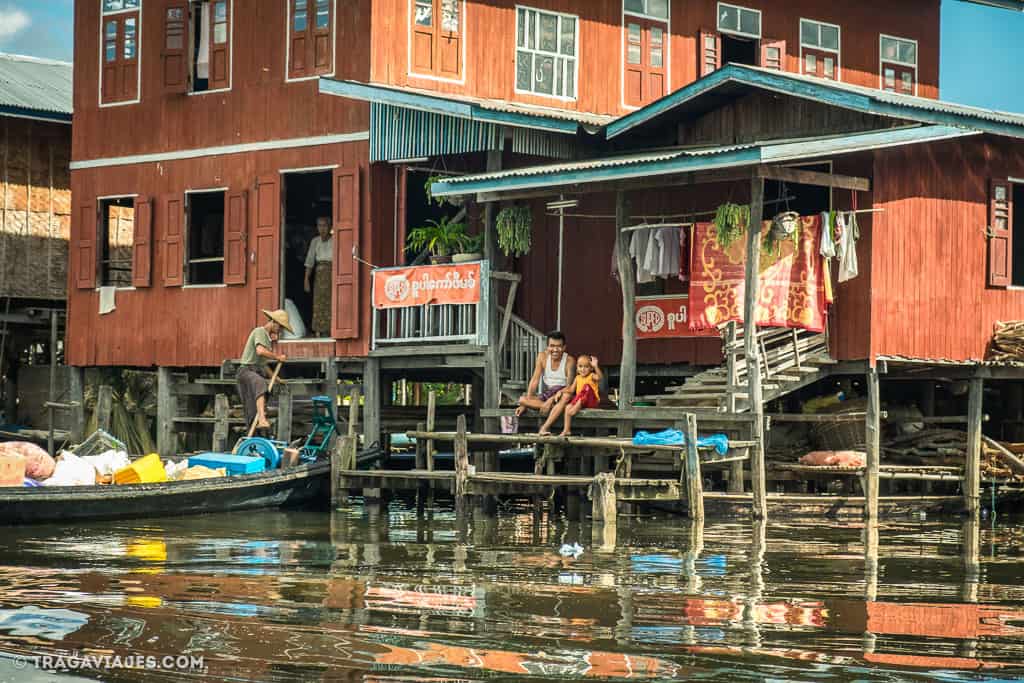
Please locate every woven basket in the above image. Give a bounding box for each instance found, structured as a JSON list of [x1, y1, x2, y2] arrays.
[[810, 398, 867, 451]]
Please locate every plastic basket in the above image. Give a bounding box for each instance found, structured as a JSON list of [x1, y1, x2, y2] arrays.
[[74, 429, 128, 459], [114, 453, 166, 485]]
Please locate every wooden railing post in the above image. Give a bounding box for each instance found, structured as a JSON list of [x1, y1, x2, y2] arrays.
[[745, 176, 768, 520], [682, 413, 704, 521], [426, 390, 437, 471]]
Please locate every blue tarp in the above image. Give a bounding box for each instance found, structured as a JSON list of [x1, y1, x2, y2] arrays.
[[632, 429, 730, 455]]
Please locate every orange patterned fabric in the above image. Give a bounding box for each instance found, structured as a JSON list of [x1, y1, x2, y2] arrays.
[[688, 215, 828, 333]]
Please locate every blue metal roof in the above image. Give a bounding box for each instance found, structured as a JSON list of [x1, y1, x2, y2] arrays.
[[959, 0, 1024, 10], [606, 64, 1024, 141], [0, 53, 72, 123], [430, 125, 978, 198]]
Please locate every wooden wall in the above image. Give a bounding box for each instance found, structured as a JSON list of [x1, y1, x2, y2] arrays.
[[66, 142, 399, 368], [72, 0, 371, 162], [0, 117, 71, 301], [869, 136, 1024, 362], [371, 0, 940, 118]]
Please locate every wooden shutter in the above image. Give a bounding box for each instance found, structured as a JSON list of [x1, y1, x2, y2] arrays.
[[624, 20, 644, 107], [161, 1, 189, 93], [131, 197, 153, 287], [988, 179, 1013, 288], [761, 39, 785, 71], [437, 0, 461, 79], [120, 13, 140, 101], [209, 0, 231, 90], [254, 174, 281, 320], [224, 190, 248, 285], [332, 167, 360, 339], [101, 17, 121, 103], [163, 195, 185, 286], [699, 30, 721, 77], [289, 0, 309, 78], [312, 0, 333, 72], [75, 203, 97, 290]]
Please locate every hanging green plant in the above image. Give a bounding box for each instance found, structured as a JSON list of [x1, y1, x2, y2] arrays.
[[713, 203, 750, 249], [496, 206, 533, 257], [423, 174, 463, 207]]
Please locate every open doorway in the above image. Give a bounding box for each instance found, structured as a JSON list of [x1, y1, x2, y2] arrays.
[[721, 34, 758, 67], [282, 170, 333, 339], [1012, 183, 1024, 286]]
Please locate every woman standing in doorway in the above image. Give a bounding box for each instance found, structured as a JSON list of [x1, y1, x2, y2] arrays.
[[304, 216, 333, 338]]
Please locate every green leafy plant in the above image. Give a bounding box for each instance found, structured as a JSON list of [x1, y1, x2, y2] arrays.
[[406, 216, 467, 258], [424, 174, 463, 207], [456, 232, 483, 254], [713, 202, 750, 249], [496, 206, 532, 257]]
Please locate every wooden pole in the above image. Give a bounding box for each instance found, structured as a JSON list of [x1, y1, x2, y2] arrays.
[[865, 367, 881, 520], [426, 390, 437, 471], [454, 414, 470, 519], [965, 375, 983, 516], [961, 514, 980, 603], [212, 393, 230, 452], [614, 191, 636, 411], [69, 366, 85, 444], [363, 358, 381, 449], [745, 176, 767, 520], [47, 310, 57, 456], [276, 383, 293, 444], [347, 386, 360, 437], [157, 367, 176, 458], [482, 149, 503, 435], [414, 421, 426, 469], [591, 472, 617, 531], [725, 321, 744, 493], [96, 384, 113, 433], [682, 413, 704, 520]]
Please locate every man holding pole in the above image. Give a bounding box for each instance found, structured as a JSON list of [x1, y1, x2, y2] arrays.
[[237, 309, 291, 432]]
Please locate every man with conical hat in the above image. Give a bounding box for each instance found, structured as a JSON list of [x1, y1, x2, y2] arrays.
[[237, 309, 292, 431]]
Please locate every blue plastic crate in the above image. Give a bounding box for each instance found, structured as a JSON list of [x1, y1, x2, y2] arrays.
[[188, 453, 266, 476]]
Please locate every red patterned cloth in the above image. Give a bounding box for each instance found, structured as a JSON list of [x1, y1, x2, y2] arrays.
[[688, 215, 828, 333], [569, 384, 600, 409]]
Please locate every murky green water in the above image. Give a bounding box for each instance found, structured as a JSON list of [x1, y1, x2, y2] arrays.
[[0, 501, 1022, 682]]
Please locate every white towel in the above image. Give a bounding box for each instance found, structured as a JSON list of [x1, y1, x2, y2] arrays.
[[99, 286, 116, 315], [197, 1, 211, 79]]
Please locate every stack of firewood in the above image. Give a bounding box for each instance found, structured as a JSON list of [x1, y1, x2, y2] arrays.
[[988, 321, 1024, 361], [883, 428, 1024, 481]]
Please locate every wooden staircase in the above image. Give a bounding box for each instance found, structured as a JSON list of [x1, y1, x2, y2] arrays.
[[497, 308, 546, 403], [644, 322, 835, 412]]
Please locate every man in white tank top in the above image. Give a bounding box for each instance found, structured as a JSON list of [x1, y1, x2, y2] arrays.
[[515, 331, 576, 417]]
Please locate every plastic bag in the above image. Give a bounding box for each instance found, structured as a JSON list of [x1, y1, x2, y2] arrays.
[[632, 429, 730, 455]]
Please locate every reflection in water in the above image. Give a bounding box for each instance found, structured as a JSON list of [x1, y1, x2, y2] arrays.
[[0, 505, 1021, 681]]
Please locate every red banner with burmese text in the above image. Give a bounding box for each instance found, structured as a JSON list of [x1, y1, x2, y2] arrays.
[[634, 295, 718, 339], [372, 262, 482, 309]]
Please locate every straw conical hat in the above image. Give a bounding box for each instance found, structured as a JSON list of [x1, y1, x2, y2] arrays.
[[262, 309, 294, 334]]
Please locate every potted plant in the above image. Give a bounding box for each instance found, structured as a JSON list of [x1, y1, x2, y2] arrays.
[[406, 216, 466, 264], [453, 233, 483, 263], [496, 205, 532, 258]]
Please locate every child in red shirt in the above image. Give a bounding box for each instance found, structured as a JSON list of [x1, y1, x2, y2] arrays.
[[539, 355, 602, 436]]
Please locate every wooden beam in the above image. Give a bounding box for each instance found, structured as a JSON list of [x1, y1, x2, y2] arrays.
[[615, 191, 636, 409], [965, 376, 984, 515], [745, 177, 768, 521], [865, 367, 881, 521], [157, 367, 177, 459], [683, 414, 704, 520], [757, 164, 870, 192]]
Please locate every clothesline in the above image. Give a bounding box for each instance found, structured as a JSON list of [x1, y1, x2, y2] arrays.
[[547, 195, 798, 223]]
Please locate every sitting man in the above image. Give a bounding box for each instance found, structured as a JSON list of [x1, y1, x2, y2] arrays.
[[515, 331, 575, 418], [539, 354, 602, 436]]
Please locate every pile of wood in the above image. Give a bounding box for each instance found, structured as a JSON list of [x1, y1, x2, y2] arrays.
[[987, 320, 1024, 361], [883, 428, 1024, 481]]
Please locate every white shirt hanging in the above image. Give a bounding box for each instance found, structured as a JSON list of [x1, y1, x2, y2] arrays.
[[197, 2, 211, 79], [837, 212, 860, 282]]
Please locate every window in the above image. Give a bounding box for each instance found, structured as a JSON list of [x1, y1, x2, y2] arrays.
[[411, 0, 463, 80], [800, 19, 840, 80], [623, 0, 668, 107], [515, 7, 578, 100], [162, 1, 233, 94], [100, 0, 141, 105], [186, 191, 226, 285], [880, 34, 917, 95], [288, 0, 334, 80], [99, 197, 135, 287], [717, 2, 760, 38]]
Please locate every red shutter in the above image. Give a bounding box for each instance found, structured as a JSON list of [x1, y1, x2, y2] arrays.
[[101, 17, 121, 103], [161, 1, 189, 93], [989, 179, 1013, 288], [120, 13, 140, 101], [312, 0, 333, 73], [163, 195, 185, 286], [75, 203, 97, 290], [131, 197, 153, 287], [761, 39, 786, 71], [209, 0, 231, 90], [289, 0, 308, 78], [224, 190, 248, 285], [624, 20, 643, 107], [332, 167, 360, 339], [699, 30, 721, 77], [254, 174, 281, 321], [438, 0, 461, 79]]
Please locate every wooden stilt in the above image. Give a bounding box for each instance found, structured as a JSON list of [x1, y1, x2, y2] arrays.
[[96, 384, 113, 433], [745, 176, 767, 520], [685, 518, 705, 594], [965, 375, 983, 516], [276, 384, 293, 444], [863, 521, 879, 654], [865, 367, 881, 520], [157, 367, 176, 458], [426, 390, 437, 471], [414, 421, 426, 470], [363, 358, 381, 449], [614, 191, 636, 411], [591, 472, 617, 527], [347, 386, 360, 437], [682, 413, 704, 520], [454, 414, 470, 519], [212, 393, 230, 452], [961, 514, 980, 603], [482, 149, 503, 435], [68, 366, 85, 444]]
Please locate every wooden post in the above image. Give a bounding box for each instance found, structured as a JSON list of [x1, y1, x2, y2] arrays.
[[68, 366, 85, 444], [482, 149, 503, 435], [47, 310, 58, 456], [414, 421, 426, 469], [157, 367, 176, 458], [919, 380, 936, 418], [347, 386, 360, 437], [682, 413, 704, 520], [212, 393, 230, 452], [745, 176, 767, 520], [454, 414, 470, 519], [614, 192, 636, 410], [363, 358, 381, 450], [865, 367, 881, 520], [961, 514, 980, 603], [276, 383, 293, 444], [725, 322, 745, 493], [965, 375, 984, 516], [325, 357, 338, 408], [96, 384, 113, 433], [426, 390, 437, 471], [331, 434, 348, 507], [591, 472, 617, 526]]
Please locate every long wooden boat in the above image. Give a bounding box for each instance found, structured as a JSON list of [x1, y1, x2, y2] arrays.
[[0, 460, 331, 524]]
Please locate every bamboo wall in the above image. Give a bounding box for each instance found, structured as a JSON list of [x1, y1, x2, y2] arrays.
[[0, 116, 71, 301]]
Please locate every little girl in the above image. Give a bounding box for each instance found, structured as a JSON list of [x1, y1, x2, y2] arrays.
[[539, 355, 602, 436]]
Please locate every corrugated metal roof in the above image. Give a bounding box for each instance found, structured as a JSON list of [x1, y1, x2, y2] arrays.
[[0, 53, 72, 120], [431, 125, 976, 197]]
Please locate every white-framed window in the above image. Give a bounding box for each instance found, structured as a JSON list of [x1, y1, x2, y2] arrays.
[[98, 195, 137, 287], [879, 34, 917, 95], [286, 0, 336, 82], [515, 6, 578, 100], [800, 18, 840, 80], [100, 0, 141, 106], [409, 0, 465, 82], [717, 2, 760, 39], [623, 0, 668, 21], [184, 189, 227, 285]]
